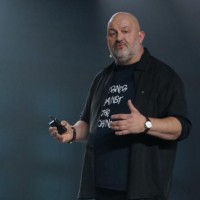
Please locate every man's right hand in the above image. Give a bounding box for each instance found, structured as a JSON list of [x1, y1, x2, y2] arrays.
[[49, 120, 74, 143]]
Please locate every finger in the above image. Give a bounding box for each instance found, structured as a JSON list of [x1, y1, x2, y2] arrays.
[[61, 120, 67, 126], [127, 100, 138, 113], [61, 120, 72, 133], [110, 120, 122, 126], [49, 127, 58, 136], [115, 129, 129, 135], [110, 124, 126, 131], [110, 120, 127, 131], [111, 114, 129, 120], [110, 119, 127, 127], [49, 126, 63, 140], [53, 134, 64, 142]]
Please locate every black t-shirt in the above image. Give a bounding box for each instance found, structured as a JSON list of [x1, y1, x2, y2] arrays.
[[94, 63, 137, 191]]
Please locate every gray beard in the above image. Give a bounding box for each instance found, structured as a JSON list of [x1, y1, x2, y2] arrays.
[[113, 50, 135, 65]]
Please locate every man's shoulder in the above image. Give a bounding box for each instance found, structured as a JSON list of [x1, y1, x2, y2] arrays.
[[89, 62, 115, 89], [143, 48, 175, 72], [147, 56, 184, 88], [149, 54, 178, 75], [94, 62, 115, 78]]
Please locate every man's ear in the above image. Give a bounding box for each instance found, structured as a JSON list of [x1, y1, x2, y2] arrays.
[[139, 31, 145, 43]]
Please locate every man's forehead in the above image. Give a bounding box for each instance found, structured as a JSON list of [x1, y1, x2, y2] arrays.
[[108, 18, 133, 29]]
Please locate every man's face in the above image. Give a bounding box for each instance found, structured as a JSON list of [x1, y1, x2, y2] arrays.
[[107, 14, 143, 65]]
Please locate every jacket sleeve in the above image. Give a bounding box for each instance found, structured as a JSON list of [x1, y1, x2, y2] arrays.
[[80, 71, 103, 123], [157, 67, 191, 140]]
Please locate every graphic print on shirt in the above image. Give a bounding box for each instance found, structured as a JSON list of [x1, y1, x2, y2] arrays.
[[98, 84, 128, 129], [94, 66, 135, 190]]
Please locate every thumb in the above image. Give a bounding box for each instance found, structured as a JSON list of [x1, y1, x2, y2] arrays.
[[127, 100, 138, 113], [61, 120, 68, 127]]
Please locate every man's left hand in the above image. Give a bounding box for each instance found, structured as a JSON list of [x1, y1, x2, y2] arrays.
[[110, 100, 146, 135]]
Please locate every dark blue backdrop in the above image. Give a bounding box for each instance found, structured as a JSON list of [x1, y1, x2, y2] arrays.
[[0, 0, 199, 199]]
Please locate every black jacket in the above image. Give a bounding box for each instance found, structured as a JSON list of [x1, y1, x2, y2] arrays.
[[78, 49, 191, 200]]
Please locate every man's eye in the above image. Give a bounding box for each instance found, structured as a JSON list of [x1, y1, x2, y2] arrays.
[[123, 30, 129, 34], [109, 32, 116, 36], [110, 32, 115, 35]]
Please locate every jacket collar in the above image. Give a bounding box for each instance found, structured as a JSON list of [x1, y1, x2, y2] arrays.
[[134, 48, 152, 71]]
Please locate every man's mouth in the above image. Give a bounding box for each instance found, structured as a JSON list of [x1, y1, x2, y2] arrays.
[[115, 43, 126, 49]]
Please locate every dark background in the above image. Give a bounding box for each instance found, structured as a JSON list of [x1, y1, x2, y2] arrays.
[[0, 0, 199, 199]]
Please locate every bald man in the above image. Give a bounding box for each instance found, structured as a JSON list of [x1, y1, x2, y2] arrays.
[[49, 12, 191, 200]]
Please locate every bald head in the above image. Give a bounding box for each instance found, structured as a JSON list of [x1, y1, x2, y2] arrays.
[[107, 12, 141, 33]]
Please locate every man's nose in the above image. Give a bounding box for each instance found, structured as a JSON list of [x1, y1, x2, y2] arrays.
[[116, 32, 123, 41]]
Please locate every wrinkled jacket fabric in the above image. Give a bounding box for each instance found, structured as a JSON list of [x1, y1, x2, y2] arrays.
[[78, 49, 191, 200]]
